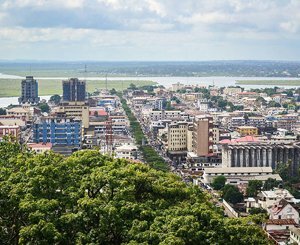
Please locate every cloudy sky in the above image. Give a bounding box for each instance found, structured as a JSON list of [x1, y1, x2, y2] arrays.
[[0, 0, 299, 61]]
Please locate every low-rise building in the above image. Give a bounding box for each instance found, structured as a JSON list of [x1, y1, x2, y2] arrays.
[[269, 199, 299, 224], [237, 126, 258, 136], [202, 167, 273, 184], [258, 189, 294, 210], [27, 143, 52, 154], [290, 227, 300, 244], [115, 143, 138, 160], [0, 125, 20, 141]]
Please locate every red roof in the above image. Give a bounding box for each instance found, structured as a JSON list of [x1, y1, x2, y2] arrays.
[[266, 219, 297, 225], [238, 92, 257, 95], [89, 109, 107, 116], [220, 136, 259, 144], [27, 143, 52, 148]]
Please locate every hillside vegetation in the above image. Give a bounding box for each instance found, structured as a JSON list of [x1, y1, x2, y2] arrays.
[[0, 139, 269, 244]]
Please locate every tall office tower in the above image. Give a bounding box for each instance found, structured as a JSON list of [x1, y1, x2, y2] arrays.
[[192, 115, 213, 156], [62, 78, 86, 102], [18, 76, 40, 104]]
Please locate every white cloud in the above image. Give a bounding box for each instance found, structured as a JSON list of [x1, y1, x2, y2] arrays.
[[0, 0, 300, 60], [178, 11, 235, 25]]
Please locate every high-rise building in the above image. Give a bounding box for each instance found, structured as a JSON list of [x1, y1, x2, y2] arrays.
[[18, 76, 40, 104], [62, 78, 86, 102], [192, 115, 213, 156]]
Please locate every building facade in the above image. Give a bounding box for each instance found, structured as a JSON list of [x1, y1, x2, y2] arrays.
[[0, 125, 20, 141], [33, 117, 81, 147], [192, 115, 213, 156], [18, 76, 40, 104], [222, 142, 300, 173], [63, 78, 86, 102], [237, 126, 258, 136], [57, 101, 89, 128]]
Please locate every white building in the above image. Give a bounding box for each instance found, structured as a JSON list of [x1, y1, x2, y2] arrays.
[[269, 199, 299, 224], [115, 143, 138, 160], [290, 227, 300, 244], [258, 188, 295, 210], [27, 143, 52, 154], [202, 167, 274, 184]]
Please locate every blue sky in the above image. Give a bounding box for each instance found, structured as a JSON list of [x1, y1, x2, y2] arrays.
[[0, 0, 299, 61]]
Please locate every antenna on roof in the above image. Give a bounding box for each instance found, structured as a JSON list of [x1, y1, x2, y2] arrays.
[[105, 73, 108, 91], [84, 64, 87, 80]]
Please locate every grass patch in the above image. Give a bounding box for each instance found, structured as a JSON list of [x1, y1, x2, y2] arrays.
[[0, 79, 156, 97], [236, 80, 300, 86]]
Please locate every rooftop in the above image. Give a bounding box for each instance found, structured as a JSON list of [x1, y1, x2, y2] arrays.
[[204, 167, 272, 174]]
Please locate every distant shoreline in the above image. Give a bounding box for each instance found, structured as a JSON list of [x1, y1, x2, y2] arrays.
[[236, 80, 300, 86]]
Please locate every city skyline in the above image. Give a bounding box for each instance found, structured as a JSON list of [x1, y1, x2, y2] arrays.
[[0, 0, 300, 61]]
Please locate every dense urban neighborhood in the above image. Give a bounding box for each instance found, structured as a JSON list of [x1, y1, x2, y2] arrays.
[[0, 76, 300, 244]]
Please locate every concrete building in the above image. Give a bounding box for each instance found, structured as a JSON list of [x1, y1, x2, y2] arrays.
[[18, 76, 40, 104], [223, 87, 243, 95], [183, 93, 203, 101], [230, 117, 245, 129], [62, 78, 86, 102], [149, 110, 182, 121], [212, 126, 220, 144], [290, 227, 300, 244], [269, 199, 299, 224], [0, 116, 26, 127], [237, 126, 258, 136], [33, 117, 81, 148], [0, 125, 20, 141], [202, 167, 274, 184], [197, 99, 210, 112], [258, 189, 294, 210], [248, 117, 266, 128], [221, 141, 300, 173], [56, 101, 89, 128], [192, 115, 213, 156], [7, 107, 30, 121], [115, 143, 138, 160], [171, 82, 184, 92], [27, 143, 52, 154], [167, 121, 190, 161]]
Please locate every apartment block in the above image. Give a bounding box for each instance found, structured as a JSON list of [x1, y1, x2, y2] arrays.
[[192, 115, 213, 156], [57, 101, 89, 128], [33, 117, 81, 147], [62, 78, 86, 102], [18, 76, 40, 104]]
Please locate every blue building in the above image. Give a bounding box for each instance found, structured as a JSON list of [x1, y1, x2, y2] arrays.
[[33, 117, 81, 147]]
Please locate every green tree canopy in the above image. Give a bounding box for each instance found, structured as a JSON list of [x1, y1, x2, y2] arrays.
[[38, 102, 50, 113], [0, 108, 6, 115], [263, 178, 282, 191], [0, 139, 269, 244], [246, 180, 263, 197], [222, 184, 244, 204], [211, 176, 226, 190], [49, 94, 61, 105]]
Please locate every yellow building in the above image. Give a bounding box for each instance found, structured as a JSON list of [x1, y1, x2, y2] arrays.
[[57, 101, 89, 128], [237, 126, 258, 136]]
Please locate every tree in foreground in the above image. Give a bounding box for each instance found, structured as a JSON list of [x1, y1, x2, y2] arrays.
[[0, 139, 269, 244]]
